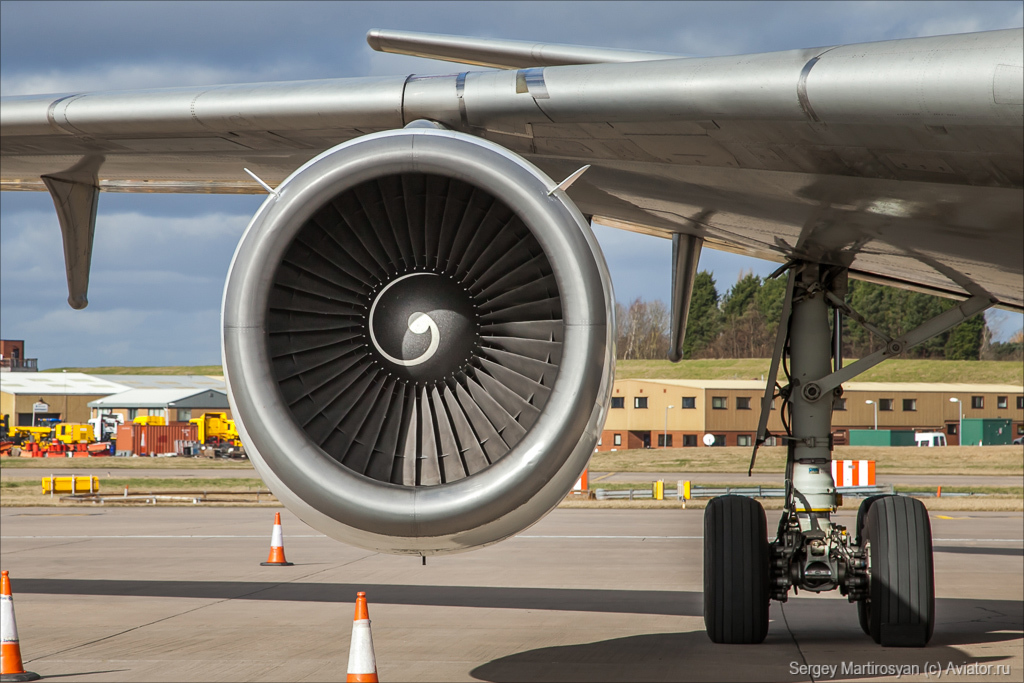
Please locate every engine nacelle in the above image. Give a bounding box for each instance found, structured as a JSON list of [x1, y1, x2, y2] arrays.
[[222, 127, 614, 554]]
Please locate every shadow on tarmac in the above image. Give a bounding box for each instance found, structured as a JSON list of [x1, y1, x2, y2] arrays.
[[468, 630, 1019, 682], [14, 579, 703, 616], [469, 596, 1023, 682], [934, 545, 1024, 557]]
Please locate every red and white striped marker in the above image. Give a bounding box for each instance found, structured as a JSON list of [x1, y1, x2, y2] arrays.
[[573, 468, 589, 492], [1, 570, 40, 682], [831, 460, 876, 487], [260, 512, 293, 566], [346, 592, 378, 682]]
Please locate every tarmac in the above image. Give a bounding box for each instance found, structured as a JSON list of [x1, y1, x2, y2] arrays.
[[1, 507, 1021, 682]]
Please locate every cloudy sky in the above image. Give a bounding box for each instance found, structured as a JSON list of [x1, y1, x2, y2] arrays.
[[2, 1, 1022, 368]]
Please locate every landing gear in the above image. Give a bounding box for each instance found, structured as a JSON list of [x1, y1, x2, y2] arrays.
[[698, 261, 989, 646], [861, 495, 935, 647], [703, 495, 770, 644]]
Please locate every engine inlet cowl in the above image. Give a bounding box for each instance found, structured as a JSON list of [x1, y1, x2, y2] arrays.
[[223, 128, 613, 554]]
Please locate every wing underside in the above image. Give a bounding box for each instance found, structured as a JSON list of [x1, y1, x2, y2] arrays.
[[1, 29, 1021, 308]]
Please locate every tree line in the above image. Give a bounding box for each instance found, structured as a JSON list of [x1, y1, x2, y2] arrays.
[[615, 271, 1023, 361]]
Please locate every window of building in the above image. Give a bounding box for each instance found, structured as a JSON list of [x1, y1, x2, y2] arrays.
[[902, 399, 917, 412], [611, 397, 624, 409], [764, 435, 777, 446], [150, 408, 165, 418], [997, 396, 1007, 409], [833, 398, 846, 411], [878, 399, 894, 411], [682, 434, 697, 447], [713, 434, 726, 446], [613, 434, 622, 446], [737, 434, 752, 447], [947, 423, 958, 435], [736, 397, 751, 410], [1017, 424, 1024, 435], [971, 396, 984, 409], [711, 396, 727, 410], [657, 434, 673, 447], [177, 409, 192, 421], [127, 408, 138, 420], [634, 396, 648, 409], [1017, 396, 1024, 409], [681, 396, 696, 409]]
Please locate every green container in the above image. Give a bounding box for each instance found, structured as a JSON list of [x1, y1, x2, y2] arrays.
[[960, 418, 1012, 446], [848, 429, 916, 447]]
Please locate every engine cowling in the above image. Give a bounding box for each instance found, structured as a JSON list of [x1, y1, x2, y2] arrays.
[[222, 127, 614, 554]]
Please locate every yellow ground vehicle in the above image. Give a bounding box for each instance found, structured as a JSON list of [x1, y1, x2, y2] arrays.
[[11, 426, 54, 444], [133, 416, 166, 426], [54, 423, 96, 445], [190, 413, 240, 446]]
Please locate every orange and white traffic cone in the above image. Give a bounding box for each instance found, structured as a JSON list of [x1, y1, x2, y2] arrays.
[[260, 512, 293, 566], [346, 592, 378, 682], [1, 571, 40, 682]]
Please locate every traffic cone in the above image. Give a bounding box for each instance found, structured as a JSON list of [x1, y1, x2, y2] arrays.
[[1, 571, 40, 682], [260, 512, 293, 566], [346, 592, 378, 683]]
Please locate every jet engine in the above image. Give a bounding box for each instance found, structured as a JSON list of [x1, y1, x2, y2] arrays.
[[222, 127, 614, 554]]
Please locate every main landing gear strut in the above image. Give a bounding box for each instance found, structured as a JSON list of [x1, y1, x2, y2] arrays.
[[702, 262, 992, 646]]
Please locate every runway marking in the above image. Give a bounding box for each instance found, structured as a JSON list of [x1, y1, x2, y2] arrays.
[[589, 472, 617, 484]]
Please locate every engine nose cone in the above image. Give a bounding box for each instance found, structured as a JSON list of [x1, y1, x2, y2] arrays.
[[368, 272, 479, 382]]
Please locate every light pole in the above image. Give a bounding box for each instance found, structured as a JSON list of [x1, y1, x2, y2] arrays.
[[664, 405, 674, 448], [949, 397, 962, 446], [865, 400, 877, 430]]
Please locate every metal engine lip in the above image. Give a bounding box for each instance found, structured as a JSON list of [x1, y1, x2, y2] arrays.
[[222, 128, 612, 552]]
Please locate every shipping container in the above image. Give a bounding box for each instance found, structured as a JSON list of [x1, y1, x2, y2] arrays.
[[848, 429, 917, 447], [960, 418, 1013, 446], [115, 422, 198, 456]]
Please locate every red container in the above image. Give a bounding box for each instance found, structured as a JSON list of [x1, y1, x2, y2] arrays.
[[115, 423, 198, 456]]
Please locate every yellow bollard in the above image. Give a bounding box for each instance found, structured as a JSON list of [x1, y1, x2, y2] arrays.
[[683, 480, 691, 500], [653, 480, 664, 501]]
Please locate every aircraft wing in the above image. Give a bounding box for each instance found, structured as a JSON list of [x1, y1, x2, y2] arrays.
[[1, 28, 1021, 308]]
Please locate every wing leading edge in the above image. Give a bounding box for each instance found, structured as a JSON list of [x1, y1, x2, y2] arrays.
[[0, 29, 1021, 310]]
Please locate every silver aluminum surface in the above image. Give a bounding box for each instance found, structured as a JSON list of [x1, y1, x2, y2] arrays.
[[222, 128, 613, 554], [2, 30, 1020, 308]]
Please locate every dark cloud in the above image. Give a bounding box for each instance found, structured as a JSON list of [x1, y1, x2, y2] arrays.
[[1, 1, 1021, 366]]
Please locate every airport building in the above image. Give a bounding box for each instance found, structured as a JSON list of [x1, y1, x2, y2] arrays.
[[88, 388, 231, 423], [0, 373, 130, 425], [599, 379, 1024, 450]]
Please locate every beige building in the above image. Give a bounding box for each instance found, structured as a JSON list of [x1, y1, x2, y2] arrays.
[[599, 379, 1024, 450], [0, 373, 129, 425]]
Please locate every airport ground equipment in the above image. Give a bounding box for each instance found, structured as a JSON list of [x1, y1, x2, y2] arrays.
[[190, 413, 239, 446], [53, 423, 95, 445], [132, 416, 165, 426], [346, 592, 379, 683], [0, 571, 40, 682], [700, 262, 988, 646], [261, 512, 293, 566], [88, 414, 123, 442], [41, 475, 99, 494]]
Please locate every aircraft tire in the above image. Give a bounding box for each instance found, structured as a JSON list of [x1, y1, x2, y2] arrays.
[[865, 495, 935, 647], [703, 495, 770, 644], [855, 494, 888, 637]]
